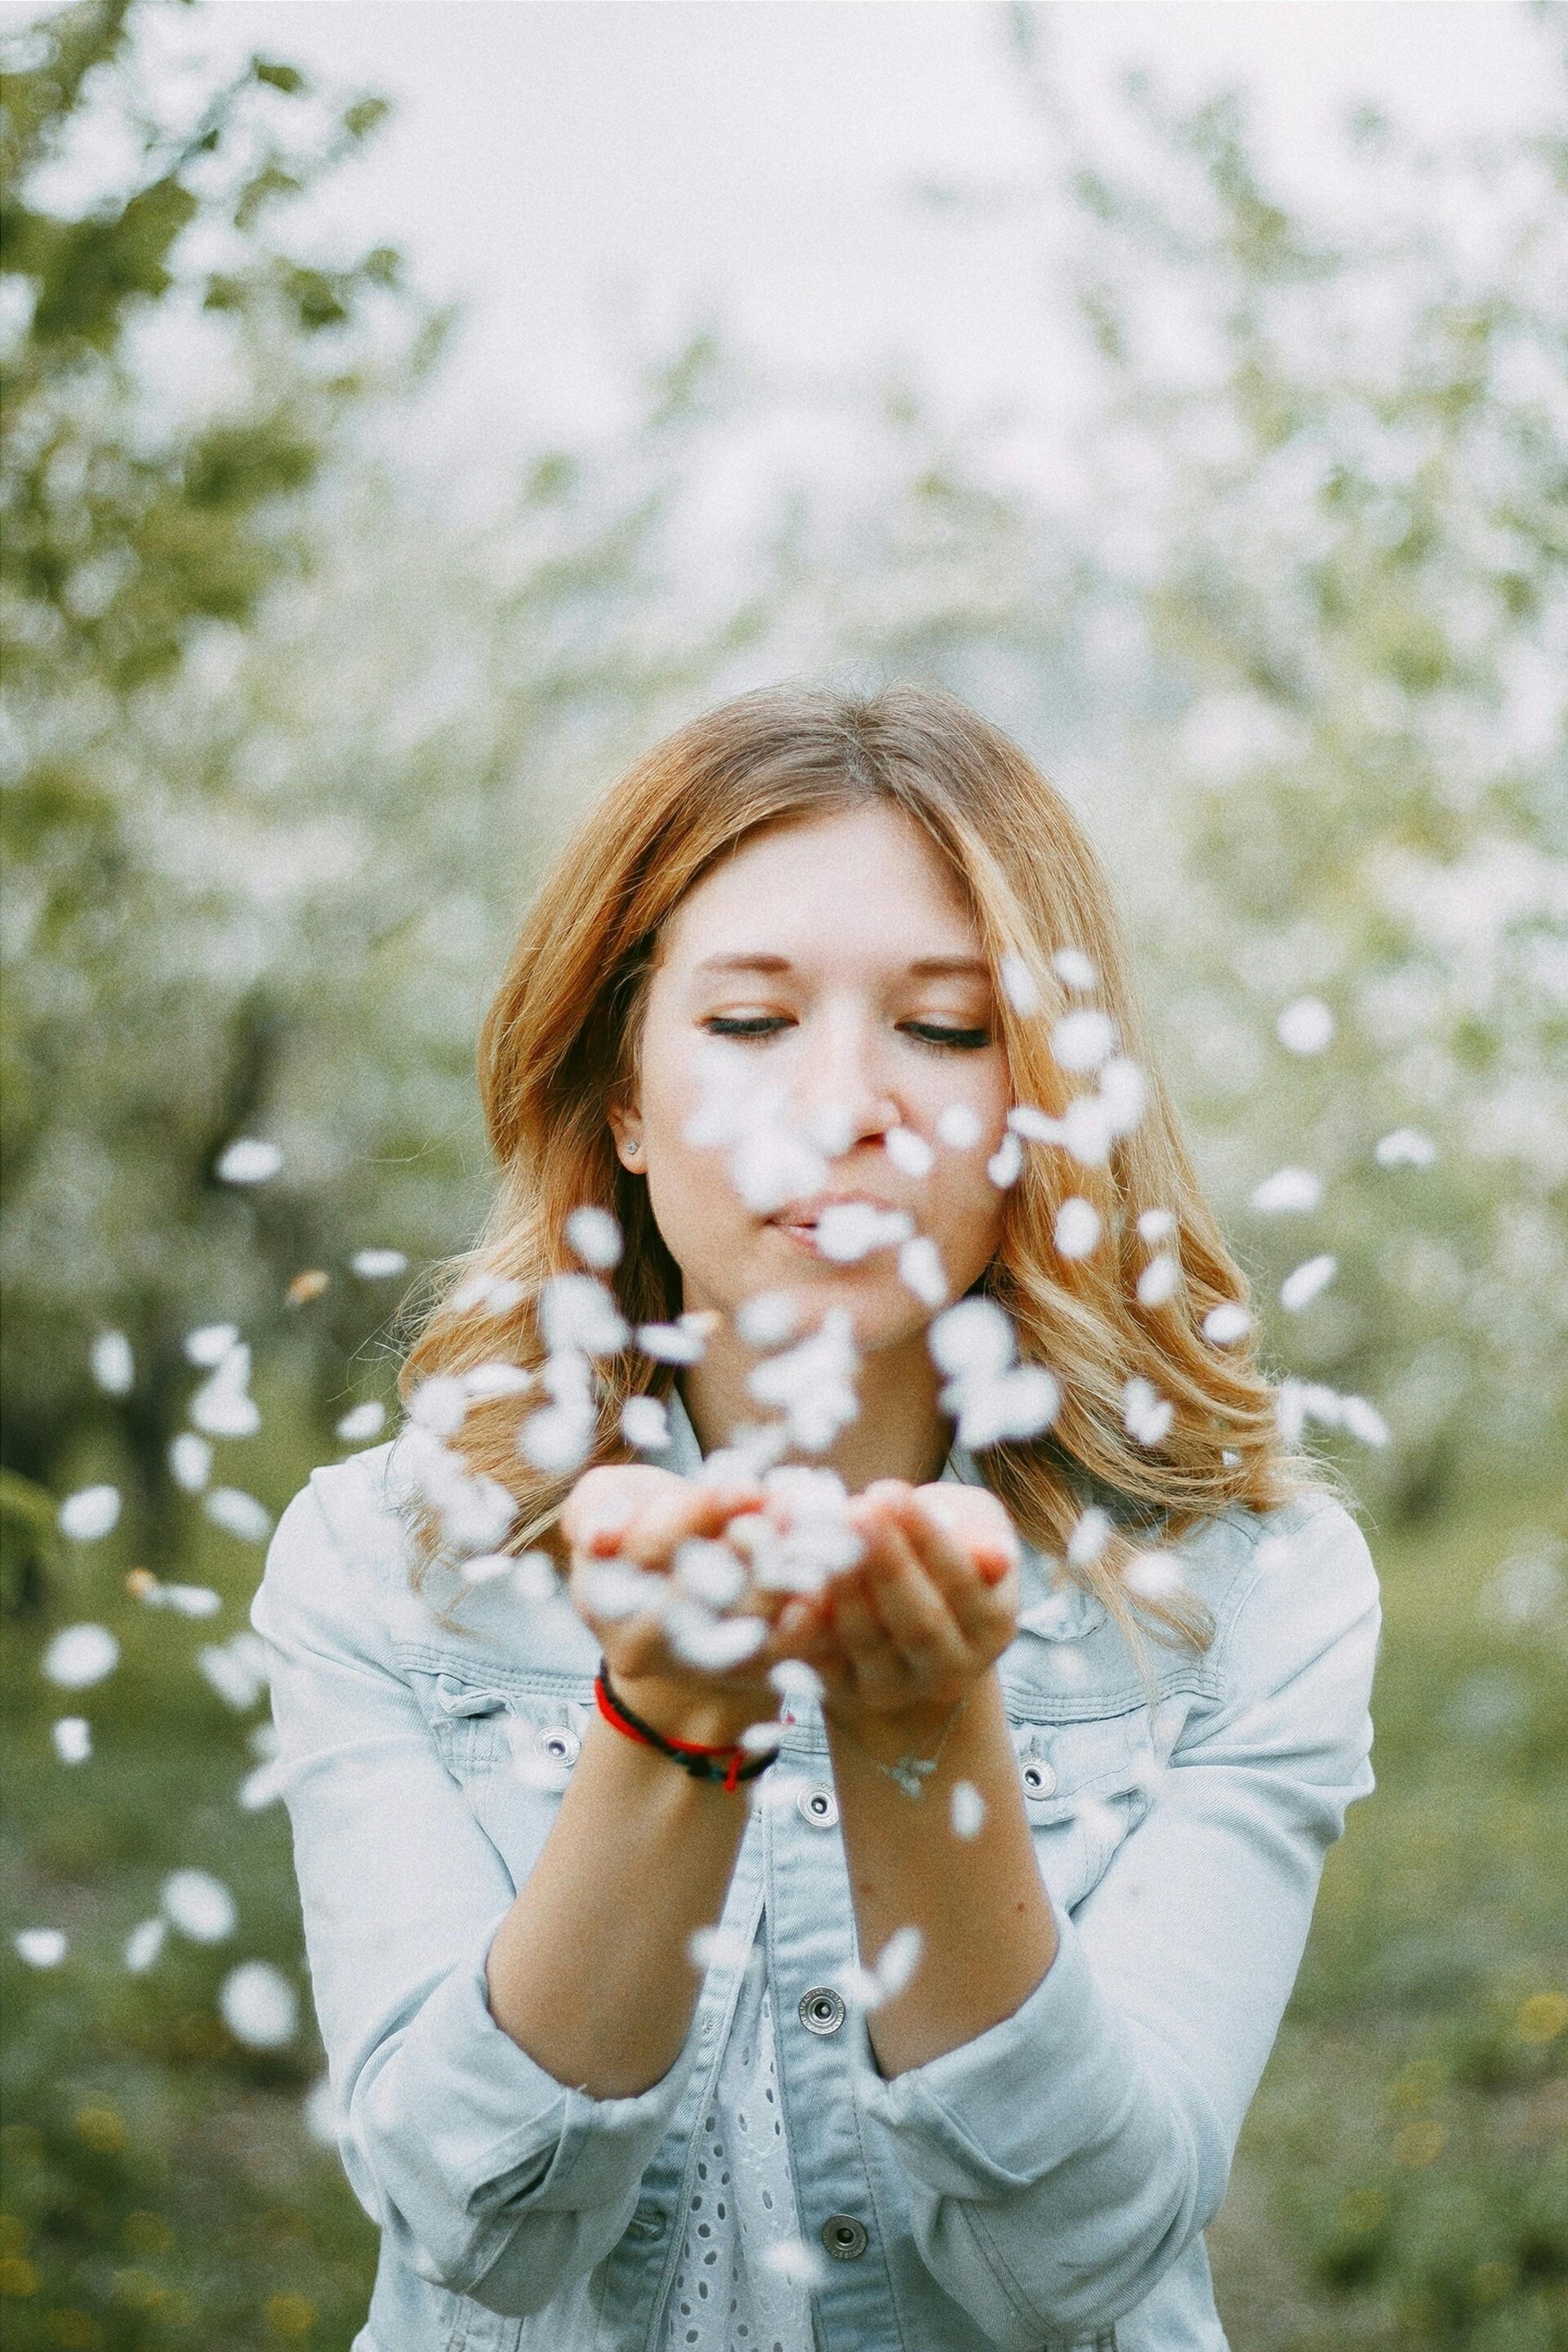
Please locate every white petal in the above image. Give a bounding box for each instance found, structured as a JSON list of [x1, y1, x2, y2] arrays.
[[936, 1102, 983, 1149], [350, 1248, 408, 1279], [1054, 1198, 1102, 1260], [1250, 1167, 1322, 1214], [42, 1624, 118, 1689], [1276, 996, 1334, 1055], [1051, 1009, 1116, 1071], [565, 1206, 624, 1269], [216, 1138, 283, 1184], [1137, 1253, 1180, 1306], [161, 1868, 237, 1942], [90, 1330, 134, 1395], [15, 1929, 68, 1967], [57, 1485, 120, 1542], [336, 1400, 387, 1441], [1280, 1254, 1338, 1311], [999, 953, 1041, 1013], [219, 1960, 298, 2047]]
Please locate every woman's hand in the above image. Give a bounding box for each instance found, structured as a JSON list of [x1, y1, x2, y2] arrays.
[[771, 1480, 1021, 1742], [560, 1463, 775, 1746]]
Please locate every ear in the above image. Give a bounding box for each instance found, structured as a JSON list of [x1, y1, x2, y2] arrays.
[[607, 1101, 645, 1171]]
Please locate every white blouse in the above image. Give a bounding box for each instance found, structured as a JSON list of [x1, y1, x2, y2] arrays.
[[657, 1911, 817, 2352]]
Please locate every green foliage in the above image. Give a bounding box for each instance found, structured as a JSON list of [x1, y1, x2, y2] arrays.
[[933, 5, 1568, 1516]]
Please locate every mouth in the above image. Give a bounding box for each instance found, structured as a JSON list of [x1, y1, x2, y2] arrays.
[[766, 1192, 900, 1232]]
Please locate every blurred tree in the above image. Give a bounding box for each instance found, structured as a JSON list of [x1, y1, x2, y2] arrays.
[[0, 0, 768, 1582], [906, 0, 1568, 1517]]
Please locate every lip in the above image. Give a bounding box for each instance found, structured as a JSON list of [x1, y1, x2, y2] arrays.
[[767, 1191, 902, 1231]]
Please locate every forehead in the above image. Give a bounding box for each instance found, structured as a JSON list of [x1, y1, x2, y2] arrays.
[[660, 802, 980, 965]]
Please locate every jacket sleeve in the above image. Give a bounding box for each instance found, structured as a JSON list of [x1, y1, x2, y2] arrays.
[[852, 1495, 1382, 2350], [250, 1470, 704, 2316]]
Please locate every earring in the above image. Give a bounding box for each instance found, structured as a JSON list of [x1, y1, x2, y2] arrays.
[[625, 1138, 643, 1163]]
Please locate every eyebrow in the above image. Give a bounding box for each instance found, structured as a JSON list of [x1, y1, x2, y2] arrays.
[[693, 954, 992, 979]]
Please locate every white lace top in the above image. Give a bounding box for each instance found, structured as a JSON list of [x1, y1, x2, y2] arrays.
[[657, 1911, 817, 2352]]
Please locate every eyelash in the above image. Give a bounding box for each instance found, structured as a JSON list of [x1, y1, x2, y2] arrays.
[[702, 1017, 991, 1053]]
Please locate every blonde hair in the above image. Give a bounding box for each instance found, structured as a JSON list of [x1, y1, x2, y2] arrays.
[[395, 681, 1339, 1682]]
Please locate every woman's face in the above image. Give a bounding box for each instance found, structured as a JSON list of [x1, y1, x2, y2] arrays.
[[611, 801, 1013, 1356]]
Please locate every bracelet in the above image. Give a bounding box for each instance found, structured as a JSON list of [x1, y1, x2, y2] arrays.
[[822, 1690, 971, 1800], [593, 1661, 777, 1794]]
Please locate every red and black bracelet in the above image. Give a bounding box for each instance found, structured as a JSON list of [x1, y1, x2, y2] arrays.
[[593, 1661, 777, 1794]]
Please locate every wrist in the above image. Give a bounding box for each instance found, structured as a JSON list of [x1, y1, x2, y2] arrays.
[[608, 1671, 773, 1753]]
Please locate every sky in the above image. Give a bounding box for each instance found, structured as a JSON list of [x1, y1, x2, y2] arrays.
[[38, 0, 1546, 476], [3, 0, 1553, 528]]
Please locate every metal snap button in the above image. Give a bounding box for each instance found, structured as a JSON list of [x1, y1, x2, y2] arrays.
[[798, 1986, 847, 2037], [1022, 1759, 1058, 1798], [797, 1783, 840, 1829], [626, 2205, 666, 2243], [821, 2214, 868, 2261], [535, 1726, 581, 1767]]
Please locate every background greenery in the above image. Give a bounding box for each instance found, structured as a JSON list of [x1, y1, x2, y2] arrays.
[[2, 2, 1564, 2345]]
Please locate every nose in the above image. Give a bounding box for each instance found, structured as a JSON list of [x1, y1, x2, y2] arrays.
[[790, 1003, 902, 1156]]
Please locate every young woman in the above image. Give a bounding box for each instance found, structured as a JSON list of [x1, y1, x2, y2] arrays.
[[252, 683, 1381, 2352]]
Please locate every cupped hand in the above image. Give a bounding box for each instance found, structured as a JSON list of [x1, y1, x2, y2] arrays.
[[769, 1480, 1021, 1735], [560, 1462, 776, 1746]]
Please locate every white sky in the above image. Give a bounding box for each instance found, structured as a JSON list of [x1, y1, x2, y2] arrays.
[[4, 0, 1552, 501], [112, 3, 1556, 457]]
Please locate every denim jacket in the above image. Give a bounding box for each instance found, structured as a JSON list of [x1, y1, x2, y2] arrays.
[[251, 1400, 1380, 2352]]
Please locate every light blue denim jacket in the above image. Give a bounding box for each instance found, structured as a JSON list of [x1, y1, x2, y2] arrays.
[[251, 1398, 1380, 2352]]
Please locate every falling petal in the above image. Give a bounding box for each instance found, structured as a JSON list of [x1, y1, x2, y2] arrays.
[[15, 1929, 67, 1967], [541, 1273, 628, 1356], [735, 1290, 800, 1347], [885, 1127, 935, 1178], [219, 1961, 297, 2048], [1203, 1303, 1252, 1345], [688, 1925, 755, 1972], [203, 1488, 273, 1544], [285, 1270, 330, 1305], [950, 1780, 987, 1838], [999, 953, 1041, 1014], [42, 1624, 118, 1689], [216, 1138, 283, 1184], [185, 1322, 240, 1366], [302, 2074, 344, 2148], [1137, 1254, 1180, 1307], [189, 1344, 260, 1439], [898, 1235, 948, 1307], [1137, 1208, 1176, 1242], [1051, 1009, 1116, 1071], [350, 1249, 408, 1280], [1250, 1167, 1323, 1214], [1280, 1254, 1338, 1312], [1123, 1378, 1174, 1446], [1053, 947, 1097, 990], [929, 1298, 1015, 1378], [90, 1330, 133, 1395], [51, 1717, 91, 1763], [763, 2238, 831, 2287], [197, 1634, 270, 1709], [621, 1395, 670, 1451], [512, 1551, 560, 1604], [565, 1207, 624, 1270], [410, 1374, 468, 1434], [57, 1485, 120, 1542], [168, 1432, 213, 1491], [1097, 1057, 1147, 1135], [1341, 1395, 1391, 1446], [937, 1102, 983, 1149], [1124, 1550, 1187, 1601], [1068, 1508, 1111, 1566], [124, 1918, 167, 1973], [1054, 1198, 1102, 1260], [161, 1868, 237, 1943], [1375, 1128, 1437, 1168], [1276, 997, 1334, 1055], [987, 1131, 1024, 1188], [336, 1400, 387, 1442], [814, 1202, 913, 1262]]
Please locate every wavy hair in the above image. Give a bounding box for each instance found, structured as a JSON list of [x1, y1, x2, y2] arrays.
[[394, 681, 1340, 1681]]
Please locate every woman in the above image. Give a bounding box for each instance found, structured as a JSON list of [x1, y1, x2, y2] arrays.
[[252, 682, 1382, 2352]]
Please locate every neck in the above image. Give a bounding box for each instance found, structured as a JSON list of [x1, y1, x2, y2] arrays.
[[677, 1316, 954, 1492]]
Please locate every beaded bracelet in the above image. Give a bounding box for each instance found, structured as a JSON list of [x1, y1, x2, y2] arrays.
[[593, 1660, 777, 1794]]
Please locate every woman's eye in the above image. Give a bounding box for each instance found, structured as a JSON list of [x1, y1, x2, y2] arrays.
[[701, 1017, 991, 1049]]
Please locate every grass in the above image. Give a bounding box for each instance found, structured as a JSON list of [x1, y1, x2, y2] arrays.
[[2, 1444, 1564, 2351]]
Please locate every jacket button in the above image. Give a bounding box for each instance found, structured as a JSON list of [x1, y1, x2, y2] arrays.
[[798, 1986, 847, 2037], [797, 1783, 840, 1829], [536, 1726, 581, 1766], [1022, 1759, 1058, 1798], [821, 2215, 868, 2261]]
